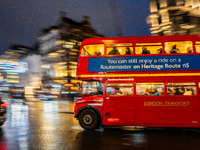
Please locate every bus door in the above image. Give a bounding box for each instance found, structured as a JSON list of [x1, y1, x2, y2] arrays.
[[103, 83, 135, 126]]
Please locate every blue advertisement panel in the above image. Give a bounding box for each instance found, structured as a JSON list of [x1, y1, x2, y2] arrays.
[[88, 55, 200, 72]]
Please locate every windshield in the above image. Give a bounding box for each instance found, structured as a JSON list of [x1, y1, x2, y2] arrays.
[[82, 81, 103, 95]]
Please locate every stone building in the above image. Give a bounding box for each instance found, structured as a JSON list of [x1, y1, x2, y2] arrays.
[[38, 14, 103, 98], [147, 0, 200, 35]]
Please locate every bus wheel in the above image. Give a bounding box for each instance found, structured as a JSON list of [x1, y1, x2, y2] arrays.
[[78, 109, 99, 130]]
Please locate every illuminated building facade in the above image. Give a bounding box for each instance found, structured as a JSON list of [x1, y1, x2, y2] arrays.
[[147, 0, 200, 35], [38, 14, 103, 98], [0, 45, 33, 97], [0, 45, 30, 85], [0, 44, 30, 61]]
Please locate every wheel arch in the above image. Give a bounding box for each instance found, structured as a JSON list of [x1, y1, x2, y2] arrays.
[[76, 106, 102, 124]]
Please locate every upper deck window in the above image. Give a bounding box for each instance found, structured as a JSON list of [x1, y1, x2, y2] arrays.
[[107, 43, 133, 55], [195, 41, 200, 53], [165, 41, 193, 54], [135, 43, 163, 54], [80, 44, 104, 56]]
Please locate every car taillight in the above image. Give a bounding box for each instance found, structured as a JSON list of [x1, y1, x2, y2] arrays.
[[0, 103, 8, 107]]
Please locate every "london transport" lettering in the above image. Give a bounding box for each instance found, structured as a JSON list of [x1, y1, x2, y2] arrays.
[[144, 101, 190, 106]]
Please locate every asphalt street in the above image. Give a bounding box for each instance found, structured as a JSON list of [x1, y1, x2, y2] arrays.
[[0, 99, 200, 150]]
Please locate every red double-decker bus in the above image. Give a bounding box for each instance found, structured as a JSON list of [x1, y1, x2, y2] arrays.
[[74, 34, 200, 130]]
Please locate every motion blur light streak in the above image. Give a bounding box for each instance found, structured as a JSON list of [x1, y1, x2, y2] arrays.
[[148, 0, 200, 35], [131, 133, 147, 145]]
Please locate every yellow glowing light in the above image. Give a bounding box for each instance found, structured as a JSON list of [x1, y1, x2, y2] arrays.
[[70, 62, 77, 65], [56, 50, 66, 53], [6, 79, 19, 83], [48, 53, 59, 57], [57, 62, 66, 65], [55, 40, 65, 45], [71, 80, 78, 83], [65, 84, 73, 87], [42, 65, 50, 68]]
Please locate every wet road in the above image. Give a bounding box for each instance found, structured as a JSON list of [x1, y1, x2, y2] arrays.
[[0, 99, 200, 150]]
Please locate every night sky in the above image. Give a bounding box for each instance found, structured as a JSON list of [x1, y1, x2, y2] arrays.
[[0, 0, 151, 54]]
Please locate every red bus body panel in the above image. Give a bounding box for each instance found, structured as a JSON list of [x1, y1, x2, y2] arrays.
[[101, 76, 200, 128]]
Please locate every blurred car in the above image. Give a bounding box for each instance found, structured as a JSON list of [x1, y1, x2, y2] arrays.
[[36, 93, 58, 101], [12, 92, 25, 104], [0, 99, 8, 126], [12, 92, 25, 99]]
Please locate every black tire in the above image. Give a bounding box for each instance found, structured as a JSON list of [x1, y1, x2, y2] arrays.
[[78, 109, 99, 130]]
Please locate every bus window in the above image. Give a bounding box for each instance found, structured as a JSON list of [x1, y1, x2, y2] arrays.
[[80, 44, 104, 56], [135, 43, 163, 54], [195, 41, 200, 53], [199, 82, 200, 94], [107, 47, 133, 55], [106, 83, 133, 96], [136, 82, 164, 96], [82, 81, 103, 95], [165, 41, 193, 54], [167, 82, 196, 95], [106, 43, 133, 55]]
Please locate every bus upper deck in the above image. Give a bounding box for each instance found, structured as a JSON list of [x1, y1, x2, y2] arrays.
[[77, 34, 200, 79]]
